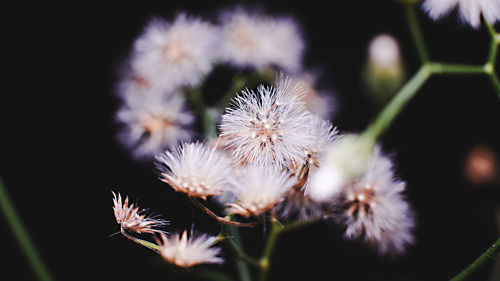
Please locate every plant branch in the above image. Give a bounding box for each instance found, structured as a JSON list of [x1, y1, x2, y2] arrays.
[[120, 227, 160, 252], [0, 178, 55, 281], [405, 1, 430, 63], [190, 198, 257, 227], [450, 237, 500, 281]]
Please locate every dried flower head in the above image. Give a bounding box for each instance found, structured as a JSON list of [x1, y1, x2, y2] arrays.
[[220, 77, 313, 169], [156, 142, 233, 199], [423, 0, 500, 28], [132, 14, 219, 91], [156, 231, 223, 267], [333, 147, 415, 256], [112, 191, 167, 234], [226, 165, 296, 217], [117, 92, 194, 158], [218, 8, 304, 72]]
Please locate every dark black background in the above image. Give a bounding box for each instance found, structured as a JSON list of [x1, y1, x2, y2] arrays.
[[1, 1, 499, 280]]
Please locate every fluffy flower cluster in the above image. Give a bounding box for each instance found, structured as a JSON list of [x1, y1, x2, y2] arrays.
[[423, 0, 500, 28]]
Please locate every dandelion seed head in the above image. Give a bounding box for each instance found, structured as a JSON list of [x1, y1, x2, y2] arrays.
[[112, 192, 167, 234], [423, 0, 500, 28], [156, 142, 232, 199], [334, 147, 415, 256], [226, 165, 296, 217], [156, 231, 223, 267], [132, 14, 219, 91], [117, 93, 194, 159], [218, 9, 304, 72], [220, 77, 313, 169]]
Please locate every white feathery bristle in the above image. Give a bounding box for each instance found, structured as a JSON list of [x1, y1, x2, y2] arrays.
[[220, 77, 313, 169], [156, 231, 223, 267], [217, 8, 304, 72], [423, 0, 500, 28], [156, 142, 233, 199], [368, 34, 401, 70], [116, 92, 194, 159], [288, 72, 336, 119], [132, 14, 219, 91], [226, 165, 296, 217], [335, 147, 415, 256]]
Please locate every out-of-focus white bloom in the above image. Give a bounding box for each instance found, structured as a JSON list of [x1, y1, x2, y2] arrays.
[[334, 147, 415, 256], [226, 165, 296, 217], [423, 0, 500, 28], [117, 92, 194, 159], [368, 34, 401, 71], [112, 192, 168, 234], [156, 231, 223, 267], [218, 9, 304, 72], [132, 14, 219, 91], [308, 134, 374, 202], [288, 71, 336, 119], [220, 78, 313, 169], [156, 142, 232, 200], [276, 185, 326, 220]]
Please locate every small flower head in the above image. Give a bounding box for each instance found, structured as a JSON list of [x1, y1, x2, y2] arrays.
[[368, 34, 401, 71], [226, 165, 296, 217], [116, 92, 194, 159], [289, 71, 337, 120], [112, 191, 167, 234], [220, 77, 313, 169], [218, 8, 304, 72], [308, 134, 374, 202], [156, 142, 233, 199], [276, 184, 326, 220], [132, 14, 219, 91], [423, 0, 500, 28], [156, 231, 223, 267], [333, 147, 415, 256]]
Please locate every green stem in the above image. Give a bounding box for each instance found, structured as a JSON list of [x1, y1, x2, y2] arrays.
[[120, 228, 160, 252], [258, 219, 282, 281], [184, 86, 218, 140], [227, 225, 253, 281], [0, 178, 55, 281], [363, 65, 432, 141], [405, 1, 430, 63], [450, 237, 500, 281], [428, 63, 488, 74]]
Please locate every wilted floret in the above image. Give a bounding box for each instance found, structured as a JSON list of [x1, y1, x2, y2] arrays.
[[220, 78, 313, 169], [112, 192, 167, 234], [156, 142, 233, 199], [156, 231, 223, 267]]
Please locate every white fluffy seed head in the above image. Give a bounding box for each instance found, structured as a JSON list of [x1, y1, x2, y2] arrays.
[[217, 8, 304, 72], [423, 0, 500, 28], [226, 165, 297, 217], [156, 142, 233, 199], [116, 92, 194, 159], [131, 14, 219, 91], [220, 77, 313, 169], [334, 147, 415, 256], [156, 231, 223, 267]]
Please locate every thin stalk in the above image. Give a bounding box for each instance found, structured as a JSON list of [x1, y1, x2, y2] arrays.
[[485, 20, 499, 65], [226, 225, 253, 281], [363, 65, 432, 141], [258, 219, 282, 281], [183, 86, 218, 140], [405, 2, 430, 63], [450, 237, 500, 281], [190, 198, 257, 227], [429, 63, 488, 74], [0, 178, 55, 281], [120, 227, 160, 252]]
